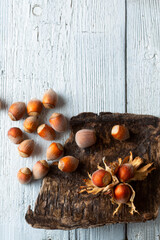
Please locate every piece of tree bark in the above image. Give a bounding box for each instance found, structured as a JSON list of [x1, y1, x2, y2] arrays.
[[26, 112, 160, 229]]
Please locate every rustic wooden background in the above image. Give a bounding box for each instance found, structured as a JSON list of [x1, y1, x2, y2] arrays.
[[0, 0, 160, 239]]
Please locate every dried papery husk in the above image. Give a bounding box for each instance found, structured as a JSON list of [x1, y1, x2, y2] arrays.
[[79, 158, 119, 195], [108, 161, 120, 175], [111, 183, 139, 216], [118, 151, 155, 182]]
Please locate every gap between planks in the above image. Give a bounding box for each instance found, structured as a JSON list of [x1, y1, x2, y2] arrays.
[[125, 0, 128, 240]]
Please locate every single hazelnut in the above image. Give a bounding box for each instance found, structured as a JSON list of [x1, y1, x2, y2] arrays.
[[18, 139, 34, 158], [58, 156, 79, 172], [27, 99, 42, 116], [23, 116, 39, 133], [47, 142, 63, 160], [32, 160, 49, 179], [114, 183, 131, 203], [117, 163, 134, 182], [75, 129, 96, 148], [111, 125, 130, 141], [91, 169, 112, 187], [42, 88, 58, 109], [37, 124, 56, 141], [49, 113, 67, 132], [8, 102, 26, 121], [17, 167, 32, 184], [7, 127, 23, 144]]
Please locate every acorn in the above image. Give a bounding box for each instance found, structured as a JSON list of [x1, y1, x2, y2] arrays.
[[111, 125, 129, 141], [117, 163, 134, 182], [49, 113, 67, 132], [32, 160, 49, 179], [91, 169, 112, 187], [8, 102, 26, 121], [46, 142, 63, 160], [37, 124, 56, 141], [17, 167, 32, 184], [23, 116, 38, 133], [75, 129, 96, 148], [27, 99, 43, 116], [58, 156, 79, 172], [114, 183, 131, 204], [18, 139, 34, 158], [7, 127, 23, 144], [42, 89, 58, 109]]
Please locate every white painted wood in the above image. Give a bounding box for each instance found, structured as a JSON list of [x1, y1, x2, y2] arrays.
[[127, 0, 160, 239], [0, 0, 125, 239]]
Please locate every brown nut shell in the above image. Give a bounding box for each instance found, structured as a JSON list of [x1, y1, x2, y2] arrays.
[[32, 160, 49, 179], [49, 113, 67, 133], [17, 167, 32, 184], [27, 99, 42, 116], [23, 116, 38, 133], [75, 129, 96, 148], [37, 124, 56, 141], [47, 142, 63, 160], [91, 169, 112, 187], [114, 183, 131, 204], [8, 102, 26, 121], [42, 89, 58, 109], [111, 125, 129, 141], [7, 127, 23, 144], [18, 139, 34, 158], [58, 156, 79, 172], [117, 163, 134, 182]]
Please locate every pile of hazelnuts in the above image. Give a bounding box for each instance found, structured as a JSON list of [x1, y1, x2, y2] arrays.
[[7, 89, 79, 184], [79, 124, 135, 206], [76, 120, 154, 215]]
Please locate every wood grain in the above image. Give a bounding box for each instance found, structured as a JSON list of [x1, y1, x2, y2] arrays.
[[0, 0, 126, 239], [127, 0, 160, 239]]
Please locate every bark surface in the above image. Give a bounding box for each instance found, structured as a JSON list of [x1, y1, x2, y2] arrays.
[[26, 112, 160, 229]]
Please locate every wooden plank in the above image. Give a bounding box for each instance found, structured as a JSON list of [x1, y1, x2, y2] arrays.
[[0, 0, 125, 239], [127, 0, 160, 239]]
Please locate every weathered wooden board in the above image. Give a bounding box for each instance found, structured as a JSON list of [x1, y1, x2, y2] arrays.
[[26, 112, 160, 229], [127, 0, 160, 239], [0, 0, 126, 239]]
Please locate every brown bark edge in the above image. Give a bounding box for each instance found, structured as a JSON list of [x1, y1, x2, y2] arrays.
[[25, 112, 160, 229]]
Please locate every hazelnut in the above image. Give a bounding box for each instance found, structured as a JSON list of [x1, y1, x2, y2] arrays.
[[111, 125, 130, 141], [42, 88, 58, 109], [75, 129, 96, 148], [32, 160, 49, 179], [37, 124, 56, 141], [114, 183, 131, 203], [18, 139, 34, 158], [58, 156, 79, 172], [17, 167, 32, 184], [8, 102, 26, 121], [23, 116, 38, 133], [91, 169, 112, 187], [27, 99, 42, 116], [117, 163, 134, 182], [47, 142, 63, 160], [49, 113, 67, 133], [7, 127, 23, 144]]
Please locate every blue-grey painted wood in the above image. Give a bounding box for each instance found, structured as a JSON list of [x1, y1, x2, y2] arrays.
[[127, 0, 160, 239], [0, 0, 126, 239]]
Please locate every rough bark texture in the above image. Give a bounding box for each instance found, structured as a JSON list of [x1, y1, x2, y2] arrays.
[[25, 112, 160, 230]]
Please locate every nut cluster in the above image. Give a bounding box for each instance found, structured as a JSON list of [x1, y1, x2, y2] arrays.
[[7, 88, 79, 185], [80, 152, 155, 215], [76, 124, 154, 214]]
